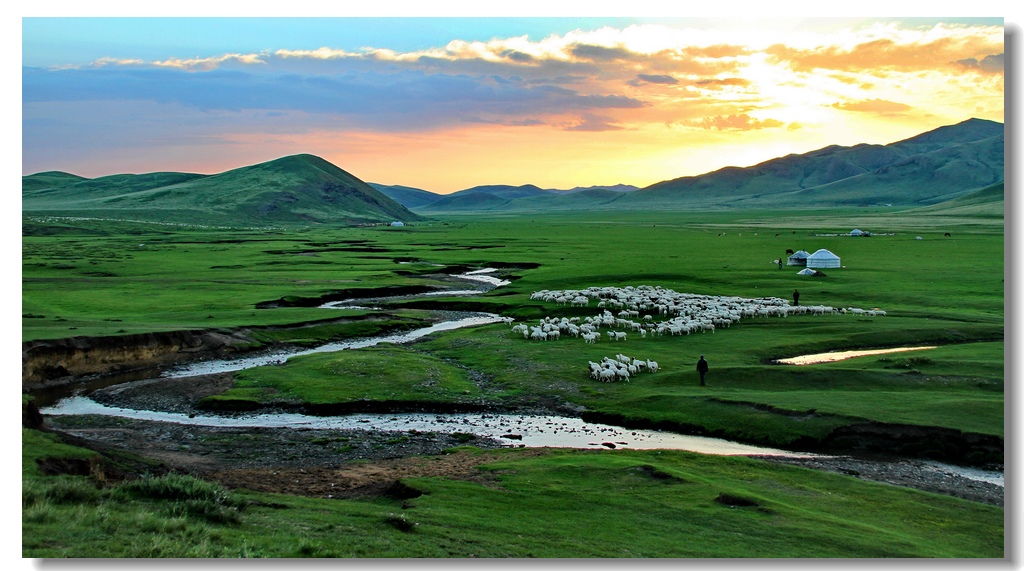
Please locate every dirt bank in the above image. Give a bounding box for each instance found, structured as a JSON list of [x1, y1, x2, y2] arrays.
[[22, 329, 253, 388]]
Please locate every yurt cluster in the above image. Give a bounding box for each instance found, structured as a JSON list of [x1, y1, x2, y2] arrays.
[[785, 228, 866, 275], [786, 248, 841, 269]]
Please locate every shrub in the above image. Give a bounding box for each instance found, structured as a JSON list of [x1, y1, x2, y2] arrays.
[[117, 474, 228, 503], [24, 476, 101, 506], [116, 474, 243, 524]]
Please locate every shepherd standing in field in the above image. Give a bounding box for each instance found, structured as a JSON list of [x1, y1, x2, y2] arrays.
[[696, 355, 709, 386], [793, 289, 800, 306]]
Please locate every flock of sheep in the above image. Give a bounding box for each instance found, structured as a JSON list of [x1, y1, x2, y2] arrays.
[[588, 354, 659, 383], [499, 285, 884, 382]]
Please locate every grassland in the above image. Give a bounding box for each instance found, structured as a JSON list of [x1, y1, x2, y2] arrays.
[[22, 432, 1003, 558], [22, 207, 1004, 558]]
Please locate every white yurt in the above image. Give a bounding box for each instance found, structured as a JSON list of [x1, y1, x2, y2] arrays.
[[390, 221, 405, 227], [797, 268, 818, 275], [787, 250, 811, 266], [850, 229, 865, 236], [806, 249, 841, 268]]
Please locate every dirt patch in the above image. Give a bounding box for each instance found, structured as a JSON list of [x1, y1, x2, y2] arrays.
[[757, 455, 1003, 507], [208, 448, 550, 499], [44, 413, 516, 474]]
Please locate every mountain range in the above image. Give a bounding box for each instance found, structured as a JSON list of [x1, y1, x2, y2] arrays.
[[22, 118, 1003, 225], [375, 118, 1003, 213]]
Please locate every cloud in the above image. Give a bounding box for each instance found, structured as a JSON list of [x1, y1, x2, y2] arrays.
[[568, 43, 637, 62], [692, 114, 786, 131], [955, 53, 1004, 74], [831, 98, 913, 114], [764, 24, 1004, 76], [91, 54, 269, 72], [692, 77, 751, 89], [633, 74, 678, 85], [561, 113, 624, 132], [23, 66, 645, 132]]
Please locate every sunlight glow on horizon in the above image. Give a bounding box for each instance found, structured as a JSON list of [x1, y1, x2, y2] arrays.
[[22, 17, 1005, 193]]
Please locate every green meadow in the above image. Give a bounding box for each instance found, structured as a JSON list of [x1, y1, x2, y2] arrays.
[[22, 207, 1004, 557], [22, 437, 1002, 558]]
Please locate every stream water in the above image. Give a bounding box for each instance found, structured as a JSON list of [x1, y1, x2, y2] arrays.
[[41, 397, 810, 457], [161, 313, 504, 379], [35, 270, 1002, 486]]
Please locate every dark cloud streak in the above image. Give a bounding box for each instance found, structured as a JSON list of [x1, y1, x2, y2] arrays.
[[23, 66, 646, 132]]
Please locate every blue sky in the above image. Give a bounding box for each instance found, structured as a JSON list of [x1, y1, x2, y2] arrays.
[[23, 16, 1005, 68]]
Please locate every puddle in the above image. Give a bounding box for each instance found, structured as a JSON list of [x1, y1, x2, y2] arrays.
[[922, 461, 1004, 487], [455, 268, 512, 287], [775, 346, 938, 365]]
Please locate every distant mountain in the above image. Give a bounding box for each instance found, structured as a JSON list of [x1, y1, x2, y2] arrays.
[[369, 183, 443, 209], [415, 192, 512, 212], [414, 186, 630, 213], [629, 118, 1003, 209], [373, 181, 637, 211], [24, 119, 1004, 222], [556, 184, 639, 194], [413, 118, 1003, 213], [23, 154, 420, 226], [448, 184, 551, 200]]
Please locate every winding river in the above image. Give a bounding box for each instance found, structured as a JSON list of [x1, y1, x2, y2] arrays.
[[36, 269, 1003, 487]]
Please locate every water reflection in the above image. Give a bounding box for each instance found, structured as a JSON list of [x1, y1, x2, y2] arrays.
[[775, 346, 938, 365]]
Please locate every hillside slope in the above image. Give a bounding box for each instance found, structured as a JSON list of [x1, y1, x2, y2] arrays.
[[370, 184, 443, 209], [899, 182, 1004, 218], [630, 118, 1003, 209], [23, 154, 420, 225]]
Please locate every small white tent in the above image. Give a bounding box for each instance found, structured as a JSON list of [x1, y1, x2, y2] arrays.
[[787, 250, 811, 266], [797, 268, 818, 275], [390, 221, 405, 227], [806, 249, 840, 268]]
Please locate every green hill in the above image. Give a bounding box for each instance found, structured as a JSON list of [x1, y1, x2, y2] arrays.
[[23, 154, 420, 226], [370, 183, 443, 209], [21, 171, 89, 193], [899, 182, 1004, 218], [630, 118, 1003, 209], [416, 192, 511, 212]]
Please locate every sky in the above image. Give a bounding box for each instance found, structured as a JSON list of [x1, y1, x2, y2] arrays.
[[19, 7, 1010, 194]]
